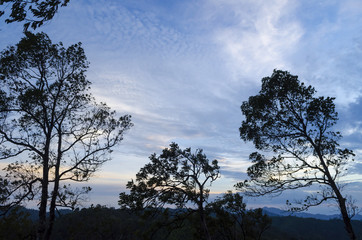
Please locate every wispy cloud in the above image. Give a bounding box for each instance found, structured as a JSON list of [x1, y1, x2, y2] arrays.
[[206, 0, 303, 81], [1, 0, 362, 211]]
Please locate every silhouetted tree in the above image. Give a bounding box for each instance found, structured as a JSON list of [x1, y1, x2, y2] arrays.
[[0, 32, 132, 240], [237, 70, 356, 239], [0, 0, 70, 30], [208, 191, 246, 239], [243, 208, 271, 240], [119, 142, 220, 240], [208, 191, 271, 240]]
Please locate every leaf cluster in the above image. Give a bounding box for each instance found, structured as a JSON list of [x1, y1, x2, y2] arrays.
[[0, 0, 70, 30], [208, 191, 271, 240]]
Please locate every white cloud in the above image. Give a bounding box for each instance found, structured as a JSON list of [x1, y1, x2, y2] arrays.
[[208, 0, 303, 82]]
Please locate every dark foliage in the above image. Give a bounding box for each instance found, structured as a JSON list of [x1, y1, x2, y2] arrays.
[[0, 206, 36, 239], [51, 205, 139, 240], [2, 207, 361, 240], [207, 191, 271, 240], [264, 216, 362, 240], [119, 143, 220, 240], [0, 0, 70, 30]]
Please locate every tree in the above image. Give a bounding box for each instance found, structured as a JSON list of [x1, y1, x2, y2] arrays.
[[51, 205, 140, 240], [0, 0, 70, 30], [0, 32, 132, 240], [119, 142, 220, 240], [208, 191, 271, 240], [243, 208, 272, 240], [208, 191, 247, 240], [237, 70, 356, 239]]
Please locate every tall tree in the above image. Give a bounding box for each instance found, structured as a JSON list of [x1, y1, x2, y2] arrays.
[[0, 0, 70, 30], [0, 32, 132, 240], [237, 70, 357, 240], [119, 142, 220, 240]]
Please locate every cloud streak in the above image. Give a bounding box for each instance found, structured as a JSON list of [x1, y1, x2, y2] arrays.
[[1, 0, 362, 213]]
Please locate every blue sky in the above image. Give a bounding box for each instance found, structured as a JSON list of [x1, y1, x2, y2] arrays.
[[1, 0, 362, 214]]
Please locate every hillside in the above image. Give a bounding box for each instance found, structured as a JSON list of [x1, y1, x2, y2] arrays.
[[1, 206, 361, 239], [263, 207, 362, 221]]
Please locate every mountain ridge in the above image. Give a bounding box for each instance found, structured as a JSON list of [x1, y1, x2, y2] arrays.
[[262, 207, 362, 221]]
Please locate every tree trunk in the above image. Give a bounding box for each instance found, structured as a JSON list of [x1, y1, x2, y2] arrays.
[[44, 173, 60, 239], [316, 151, 356, 240], [45, 130, 63, 240], [200, 209, 211, 240], [334, 187, 356, 240], [37, 134, 52, 240], [198, 190, 211, 240], [37, 158, 49, 240]]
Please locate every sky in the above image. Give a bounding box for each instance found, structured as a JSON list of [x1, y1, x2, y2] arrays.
[[1, 0, 362, 215]]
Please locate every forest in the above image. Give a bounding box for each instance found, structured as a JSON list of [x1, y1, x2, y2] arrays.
[[1, 1, 362, 240], [1, 205, 362, 240]]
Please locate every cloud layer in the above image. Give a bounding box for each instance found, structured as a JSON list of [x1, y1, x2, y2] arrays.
[[1, 0, 362, 212]]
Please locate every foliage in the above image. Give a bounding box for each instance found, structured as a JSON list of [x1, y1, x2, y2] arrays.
[[265, 216, 362, 240], [0, 32, 132, 239], [1, 206, 361, 240], [119, 142, 220, 240], [52, 205, 139, 240], [0, 206, 36, 239], [53, 206, 197, 240], [208, 191, 271, 240], [237, 69, 356, 239], [243, 208, 272, 240], [0, 0, 70, 30]]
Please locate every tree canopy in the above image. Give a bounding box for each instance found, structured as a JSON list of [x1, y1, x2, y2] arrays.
[[0, 0, 70, 30], [237, 69, 356, 240], [119, 142, 220, 240]]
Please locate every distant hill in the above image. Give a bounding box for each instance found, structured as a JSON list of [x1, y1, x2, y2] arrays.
[[2, 206, 362, 239], [262, 207, 362, 221], [6, 206, 362, 221], [0, 207, 72, 221]]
